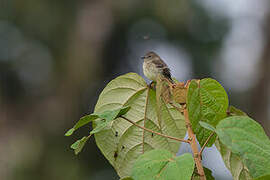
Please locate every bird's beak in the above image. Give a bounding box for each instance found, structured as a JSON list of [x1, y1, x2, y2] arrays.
[[141, 56, 145, 59]]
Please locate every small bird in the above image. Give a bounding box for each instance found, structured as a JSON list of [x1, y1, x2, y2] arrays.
[[141, 51, 174, 83]]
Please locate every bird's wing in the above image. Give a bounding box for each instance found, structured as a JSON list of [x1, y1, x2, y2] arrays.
[[151, 59, 173, 82], [151, 59, 168, 69]]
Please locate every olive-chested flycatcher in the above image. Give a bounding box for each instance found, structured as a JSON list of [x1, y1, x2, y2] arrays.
[[141, 51, 174, 83]]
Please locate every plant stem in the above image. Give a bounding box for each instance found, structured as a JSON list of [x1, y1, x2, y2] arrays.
[[199, 132, 215, 157], [120, 116, 190, 143], [183, 109, 206, 180]]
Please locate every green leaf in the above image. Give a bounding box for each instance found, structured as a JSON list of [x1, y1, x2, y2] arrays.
[[90, 106, 131, 135], [253, 174, 270, 180], [131, 149, 194, 180], [227, 106, 247, 117], [187, 78, 228, 147], [215, 116, 270, 178], [65, 128, 75, 136], [215, 138, 252, 180], [70, 135, 91, 155], [93, 73, 186, 178], [199, 121, 216, 132], [65, 106, 130, 137], [95, 106, 131, 121], [204, 167, 214, 180], [119, 106, 132, 116], [90, 119, 109, 135], [65, 114, 99, 136]]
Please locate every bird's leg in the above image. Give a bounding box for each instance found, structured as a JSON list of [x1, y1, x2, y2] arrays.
[[179, 103, 186, 113], [148, 81, 156, 89]]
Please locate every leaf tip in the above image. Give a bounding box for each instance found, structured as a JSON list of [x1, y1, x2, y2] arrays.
[[118, 106, 131, 116], [65, 128, 75, 136]]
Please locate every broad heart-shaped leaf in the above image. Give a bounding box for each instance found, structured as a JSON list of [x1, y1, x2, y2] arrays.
[[187, 78, 228, 147], [93, 73, 186, 178], [215, 116, 270, 178], [215, 138, 252, 180], [131, 149, 194, 180]]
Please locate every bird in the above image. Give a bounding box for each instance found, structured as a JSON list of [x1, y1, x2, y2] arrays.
[[141, 51, 174, 84]]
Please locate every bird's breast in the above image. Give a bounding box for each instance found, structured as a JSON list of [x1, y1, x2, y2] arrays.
[[143, 61, 158, 81]]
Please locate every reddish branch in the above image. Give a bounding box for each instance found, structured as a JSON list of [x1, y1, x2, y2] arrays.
[[183, 109, 206, 180], [169, 101, 207, 179]]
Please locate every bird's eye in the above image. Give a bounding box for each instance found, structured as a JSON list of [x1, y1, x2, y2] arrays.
[[148, 55, 152, 58]]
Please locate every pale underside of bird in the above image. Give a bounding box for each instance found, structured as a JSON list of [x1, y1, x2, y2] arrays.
[[142, 51, 173, 83]]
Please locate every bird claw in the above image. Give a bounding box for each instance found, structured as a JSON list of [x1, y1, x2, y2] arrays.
[[148, 81, 156, 89]]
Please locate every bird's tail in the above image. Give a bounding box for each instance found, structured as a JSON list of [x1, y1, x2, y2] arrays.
[[162, 68, 174, 84]]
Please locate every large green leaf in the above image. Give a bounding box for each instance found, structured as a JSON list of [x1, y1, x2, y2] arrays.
[[131, 149, 194, 180], [215, 116, 270, 178], [93, 73, 186, 178], [214, 106, 252, 180], [215, 138, 252, 180], [187, 78, 228, 147]]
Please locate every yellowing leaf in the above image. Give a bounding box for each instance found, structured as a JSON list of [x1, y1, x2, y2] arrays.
[[93, 73, 186, 178]]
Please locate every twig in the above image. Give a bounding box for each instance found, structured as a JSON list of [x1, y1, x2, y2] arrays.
[[120, 116, 190, 143], [199, 132, 215, 157], [183, 109, 206, 180]]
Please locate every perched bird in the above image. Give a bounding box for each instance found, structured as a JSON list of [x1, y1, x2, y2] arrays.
[[141, 51, 174, 83]]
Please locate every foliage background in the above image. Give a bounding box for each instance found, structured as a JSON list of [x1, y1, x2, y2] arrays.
[[1, 0, 270, 179]]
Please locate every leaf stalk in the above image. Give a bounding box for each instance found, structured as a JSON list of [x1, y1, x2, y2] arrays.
[[120, 116, 190, 143]]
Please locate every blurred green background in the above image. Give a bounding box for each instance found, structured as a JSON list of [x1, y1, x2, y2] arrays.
[[1, 0, 270, 179]]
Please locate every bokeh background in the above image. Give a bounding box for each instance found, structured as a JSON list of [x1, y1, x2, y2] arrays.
[[1, 0, 270, 179]]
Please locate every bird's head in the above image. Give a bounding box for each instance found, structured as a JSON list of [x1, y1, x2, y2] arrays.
[[141, 51, 160, 62]]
